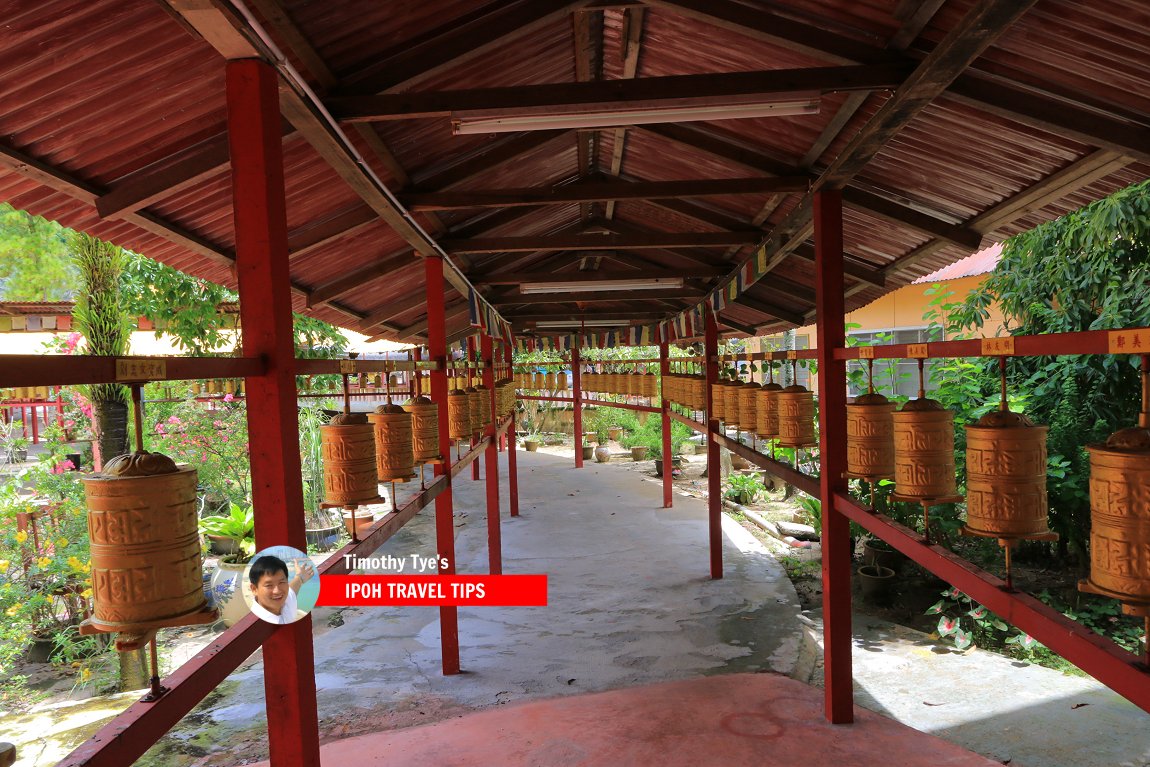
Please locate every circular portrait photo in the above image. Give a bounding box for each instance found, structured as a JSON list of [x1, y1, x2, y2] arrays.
[[243, 546, 320, 625]]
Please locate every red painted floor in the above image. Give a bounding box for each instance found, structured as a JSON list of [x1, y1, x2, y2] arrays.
[[250, 674, 1001, 766]]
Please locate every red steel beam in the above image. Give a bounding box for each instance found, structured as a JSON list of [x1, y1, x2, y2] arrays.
[[481, 334, 502, 575], [814, 189, 853, 725], [711, 433, 820, 498], [704, 307, 722, 579], [506, 340, 520, 517], [660, 340, 673, 508], [227, 59, 319, 766], [0, 355, 265, 388], [426, 255, 460, 675], [835, 492, 1150, 714]]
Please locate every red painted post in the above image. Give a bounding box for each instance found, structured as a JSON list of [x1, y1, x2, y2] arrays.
[[704, 308, 722, 579], [482, 334, 502, 574], [815, 189, 853, 724], [506, 340, 520, 517], [31, 404, 39, 444], [226, 59, 320, 766], [425, 255, 461, 675], [659, 340, 673, 508], [468, 336, 481, 482], [572, 345, 583, 468]]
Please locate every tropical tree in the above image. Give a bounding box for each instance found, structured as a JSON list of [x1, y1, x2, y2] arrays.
[[71, 233, 132, 468], [946, 179, 1150, 563]]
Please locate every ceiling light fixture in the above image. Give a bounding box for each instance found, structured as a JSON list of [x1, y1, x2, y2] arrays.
[[520, 278, 684, 294], [452, 95, 820, 135]]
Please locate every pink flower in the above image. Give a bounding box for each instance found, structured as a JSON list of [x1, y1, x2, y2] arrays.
[[155, 424, 166, 435], [59, 459, 74, 471], [65, 332, 81, 352], [223, 393, 234, 402], [167, 415, 181, 425], [64, 419, 75, 429]]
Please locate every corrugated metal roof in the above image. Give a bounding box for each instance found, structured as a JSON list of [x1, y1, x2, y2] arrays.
[[0, 0, 1146, 343], [915, 243, 1003, 283]]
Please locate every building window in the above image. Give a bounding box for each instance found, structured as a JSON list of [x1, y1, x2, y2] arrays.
[[847, 327, 938, 400], [759, 334, 812, 388]]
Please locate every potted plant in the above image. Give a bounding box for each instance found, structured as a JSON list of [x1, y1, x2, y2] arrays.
[[581, 444, 595, 460], [607, 426, 623, 442], [200, 503, 255, 627], [305, 507, 341, 550], [654, 456, 683, 477], [630, 445, 649, 461], [593, 444, 611, 463], [522, 434, 542, 452]]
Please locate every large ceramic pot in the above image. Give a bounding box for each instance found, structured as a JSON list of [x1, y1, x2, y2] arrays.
[[654, 457, 683, 478], [863, 538, 906, 573], [209, 560, 251, 628], [631, 446, 650, 461], [582, 445, 595, 460], [594, 446, 611, 463], [524, 440, 540, 452], [857, 564, 895, 605]]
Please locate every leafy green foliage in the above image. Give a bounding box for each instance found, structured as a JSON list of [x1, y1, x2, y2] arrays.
[[0, 204, 77, 301], [121, 254, 237, 356], [724, 472, 765, 505], [198, 503, 255, 562], [71, 233, 131, 408]]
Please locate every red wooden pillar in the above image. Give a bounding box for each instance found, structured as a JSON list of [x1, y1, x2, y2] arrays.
[[426, 256, 461, 674], [226, 59, 320, 766], [572, 345, 583, 468], [659, 340, 673, 508], [704, 309, 722, 579], [815, 189, 853, 724], [481, 334, 502, 574], [506, 340, 520, 517]]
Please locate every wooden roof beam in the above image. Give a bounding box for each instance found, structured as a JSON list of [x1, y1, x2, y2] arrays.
[[731, 295, 805, 326], [444, 232, 758, 254], [645, 0, 1150, 162], [493, 288, 705, 305], [402, 176, 809, 211], [330, 64, 909, 121], [605, 6, 646, 220], [791, 243, 885, 287], [476, 267, 725, 285], [507, 312, 665, 322], [304, 250, 417, 307]]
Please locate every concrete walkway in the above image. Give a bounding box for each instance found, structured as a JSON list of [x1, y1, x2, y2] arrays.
[[128, 448, 802, 765], [798, 611, 1150, 767]]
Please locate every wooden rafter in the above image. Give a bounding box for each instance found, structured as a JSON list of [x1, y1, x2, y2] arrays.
[[731, 295, 804, 325], [475, 267, 725, 284], [493, 288, 704, 305], [605, 6, 646, 220], [329, 64, 910, 121], [402, 176, 809, 210], [304, 250, 418, 308], [445, 232, 757, 254]]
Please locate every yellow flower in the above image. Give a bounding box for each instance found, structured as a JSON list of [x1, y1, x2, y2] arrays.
[[0, 560, 9, 574], [80, 668, 92, 682], [5, 604, 20, 616], [81, 588, 92, 599], [57, 538, 69, 548], [83, 563, 91, 573], [14, 531, 27, 544], [67, 556, 84, 572], [37, 556, 52, 569]]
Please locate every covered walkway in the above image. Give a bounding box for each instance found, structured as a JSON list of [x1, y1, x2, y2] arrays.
[[135, 450, 801, 764]]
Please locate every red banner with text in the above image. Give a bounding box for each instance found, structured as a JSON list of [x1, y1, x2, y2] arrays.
[[316, 575, 548, 607]]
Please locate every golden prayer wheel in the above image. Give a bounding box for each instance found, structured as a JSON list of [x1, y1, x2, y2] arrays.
[[532, 372, 546, 390], [711, 381, 726, 421], [846, 392, 896, 480], [963, 410, 1051, 540], [403, 396, 441, 464], [756, 382, 783, 439], [448, 388, 471, 440], [224, 379, 236, 396], [723, 380, 743, 428], [776, 384, 817, 448], [645, 372, 657, 398], [545, 371, 557, 390], [557, 371, 568, 391], [82, 452, 210, 632], [464, 386, 481, 434], [320, 413, 379, 506], [892, 398, 957, 500], [1081, 425, 1150, 610], [369, 403, 414, 482], [471, 384, 490, 432], [738, 382, 758, 433]]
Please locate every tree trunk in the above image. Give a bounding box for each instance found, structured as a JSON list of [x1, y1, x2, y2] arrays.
[[94, 398, 129, 465]]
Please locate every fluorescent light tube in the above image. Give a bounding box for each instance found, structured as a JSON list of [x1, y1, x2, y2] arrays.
[[535, 319, 628, 329], [520, 278, 684, 294], [453, 97, 820, 134]]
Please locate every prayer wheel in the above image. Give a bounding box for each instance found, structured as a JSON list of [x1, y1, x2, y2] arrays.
[[369, 404, 414, 482], [723, 380, 743, 429], [691, 375, 706, 411], [472, 384, 490, 431], [82, 452, 208, 632], [963, 410, 1051, 539], [846, 392, 896, 480], [776, 384, 817, 448], [711, 381, 726, 421], [545, 371, 557, 390], [403, 396, 441, 464], [557, 371, 568, 391], [1081, 424, 1150, 610], [644, 372, 657, 398], [465, 386, 481, 433], [320, 413, 379, 506], [892, 398, 957, 500], [448, 388, 471, 440], [756, 381, 783, 440], [738, 381, 759, 433]]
